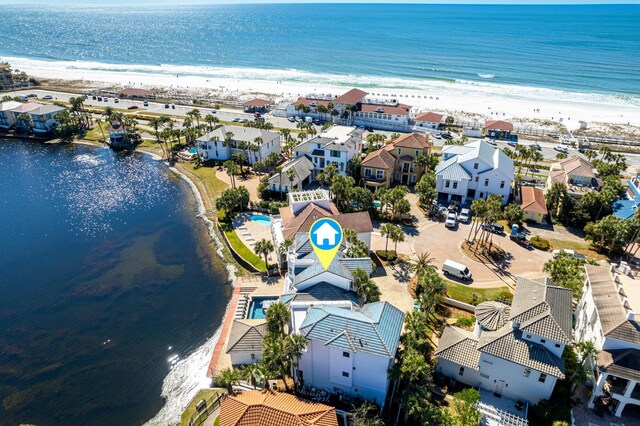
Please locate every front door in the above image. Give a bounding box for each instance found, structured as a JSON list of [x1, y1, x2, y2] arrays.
[[494, 380, 505, 397]]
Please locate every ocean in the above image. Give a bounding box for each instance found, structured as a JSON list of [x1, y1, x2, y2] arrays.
[[0, 3, 639, 99], [0, 140, 230, 425]]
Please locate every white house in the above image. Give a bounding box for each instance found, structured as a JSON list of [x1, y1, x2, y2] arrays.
[[576, 265, 640, 417], [293, 126, 363, 176], [435, 140, 514, 205], [266, 156, 315, 194], [225, 319, 268, 366], [196, 125, 280, 165], [29, 104, 66, 133], [286, 88, 413, 132], [435, 277, 572, 407], [298, 302, 404, 407], [0, 101, 21, 129], [414, 111, 443, 130], [7, 102, 42, 130]]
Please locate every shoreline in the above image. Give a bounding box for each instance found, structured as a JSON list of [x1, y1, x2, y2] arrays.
[[4, 55, 639, 134]]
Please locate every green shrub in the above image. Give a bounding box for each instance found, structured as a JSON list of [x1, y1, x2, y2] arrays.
[[217, 210, 230, 223], [496, 290, 514, 304], [531, 236, 551, 251], [375, 250, 397, 262], [455, 317, 475, 329]]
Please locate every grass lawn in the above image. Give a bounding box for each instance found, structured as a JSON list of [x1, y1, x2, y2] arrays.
[[544, 237, 606, 260], [445, 280, 512, 305], [223, 226, 266, 272], [182, 164, 229, 199], [180, 389, 222, 426], [80, 125, 106, 142]]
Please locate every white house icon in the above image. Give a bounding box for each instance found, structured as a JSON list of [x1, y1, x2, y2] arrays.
[[313, 222, 339, 246]]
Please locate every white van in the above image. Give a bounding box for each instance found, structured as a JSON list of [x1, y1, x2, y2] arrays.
[[442, 259, 472, 281]]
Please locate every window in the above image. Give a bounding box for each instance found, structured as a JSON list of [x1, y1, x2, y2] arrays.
[[480, 373, 490, 379], [415, 150, 420, 157], [526, 334, 532, 339], [459, 366, 465, 376], [342, 371, 349, 378], [453, 182, 458, 189], [376, 170, 384, 179], [364, 168, 372, 177], [330, 150, 341, 158], [484, 179, 489, 187], [398, 148, 402, 155], [523, 368, 531, 378], [317, 144, 321, 149], [539, 373, 547, 383], [343, 351, 350, 358], [500, 181, 505, 189], [475, 177, 479, 182], [474, 163, 479, 169], [555, 343, 561, 348], [445, 180, 450, 188], [482, 360, 493, 365], [541, 339, 546, 344]]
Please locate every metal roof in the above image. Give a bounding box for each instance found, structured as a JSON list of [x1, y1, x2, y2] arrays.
[[436, 157, 472, 181], [197, 125, 279, 144]]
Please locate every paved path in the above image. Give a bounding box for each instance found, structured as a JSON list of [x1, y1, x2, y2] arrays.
[[217, 169, 264, 202], [207, 284, 242, 378]]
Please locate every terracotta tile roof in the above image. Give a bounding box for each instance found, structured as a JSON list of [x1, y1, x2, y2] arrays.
[[244, 98, 270, 107], [389, 133, 431, 149], [219, 389, 339, 426], [360, 103, 412, 116], [333, 88, 368, 105], [293, 97, 331, 108], [414, 112, 443, 123], [484, 120, 514, 132], [361, 148, 396, 170], [521, 186, 548, 215], [279, 203, 372, 240], [558, 156, 597, 178]]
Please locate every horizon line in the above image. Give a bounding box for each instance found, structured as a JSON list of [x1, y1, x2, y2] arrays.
[[2, 1, 640, 5]]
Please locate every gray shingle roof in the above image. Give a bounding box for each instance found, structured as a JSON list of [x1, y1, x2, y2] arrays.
[[477, 326, 565, 378], [435, 325, 481, 370], [299, 302, 404, 358], [197, 125, 279, 144], [267, 156, 314, 187], [509, 277, 573, 344], [598, 349, 640, 382], [279, 282, 359, 306], [226, 320, 268, 354]]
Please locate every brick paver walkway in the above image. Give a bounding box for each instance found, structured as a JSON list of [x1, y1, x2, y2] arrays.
[[207, 284, 242, 377]]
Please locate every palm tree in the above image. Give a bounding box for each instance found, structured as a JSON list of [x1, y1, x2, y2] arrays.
[[103, 106, 114, 122], [556, 152, 568, 160], [235, 151, 249, 175], [286, 167, 297, 192], [215, 368, 240, 394], [242, 363, 265, 389], [584, 149, 597, 161], [409, 252, 436, 275], [265, 302, 290, 335], [224, 160, 238, 189], [275, 165, 285, 199], [254, 238, 274, 273], [287, 333, 307, 392], [95, 118, 106, 142], [380, 223, 395, 253]]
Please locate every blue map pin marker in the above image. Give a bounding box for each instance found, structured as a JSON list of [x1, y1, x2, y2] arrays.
[[309, 218, 343, 269]]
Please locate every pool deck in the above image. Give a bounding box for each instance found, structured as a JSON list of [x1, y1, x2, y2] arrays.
[[232, 212, 277, 263], [207, 275, 283, 377]]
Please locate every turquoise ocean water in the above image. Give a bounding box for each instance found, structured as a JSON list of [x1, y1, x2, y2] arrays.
[[0, 4, 638, 99]]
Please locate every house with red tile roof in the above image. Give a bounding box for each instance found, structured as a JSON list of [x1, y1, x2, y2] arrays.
[[520, 186, 548, 223], [414, 111, 443, 130], [243, 98, 271, 113], [361, 133, 432, 188], [484, 120, 514, 140]]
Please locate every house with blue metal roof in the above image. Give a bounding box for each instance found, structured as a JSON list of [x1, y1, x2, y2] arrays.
[[436, 140, 513, 205], [297, 302, 404, 407]]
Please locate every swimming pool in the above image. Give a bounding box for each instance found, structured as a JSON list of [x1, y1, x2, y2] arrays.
[[188, 147, 198, 155], [250, 214, 271, 226], [374, 201, 381, 208], [247, 296, 279, 319]]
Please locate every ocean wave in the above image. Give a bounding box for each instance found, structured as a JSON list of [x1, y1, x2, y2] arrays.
[[478, 73, 495, 79]]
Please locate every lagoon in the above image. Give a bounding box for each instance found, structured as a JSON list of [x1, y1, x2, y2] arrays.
[[0, 139, 230, 425]]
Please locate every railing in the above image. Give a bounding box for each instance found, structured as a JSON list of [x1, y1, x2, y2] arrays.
[[477, 401, 528, 426], [188, 393, 222, 426]]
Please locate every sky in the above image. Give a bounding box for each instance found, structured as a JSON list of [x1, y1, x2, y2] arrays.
[[0, 0, 638, 4]]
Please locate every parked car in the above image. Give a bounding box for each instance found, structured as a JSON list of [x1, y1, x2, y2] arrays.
[[313, 119, 321, 125], [578, 147, 587, 153], [103, 97, 109, 102], [255, 117, 265, 122], [287, 117, 296, 122], [114, 98, 119, 103], [442, 133, 453, 140], [92, 95, 97, 100], [458, 208, 471, 224], [127, 105, 138, 110], [433, 134, 442, 140], [27, 93, 38, 98], [232, 118, 241, 122], [171, 104, 176, 109], [510, 233, 532, 249], [507, 140, 518, 147], [143, 101, 149, 107], [254, 113, 261, 118], [482, 223, 505, 234], [442, 259, 472, 281], [364, 126, 373, 132], [210, 108, 217, 113], [554, 145, 568, 153], [530, 143, 542, 150], [445, 212, 458, 228], [164, 103, 170, 109], [241, 118, 249, 123], [552, 249, 586, 261], [97, 96, 103, 101], [447, 200, 460, 213], [42, 95, 53, 100], [486, 139, 497, 146]]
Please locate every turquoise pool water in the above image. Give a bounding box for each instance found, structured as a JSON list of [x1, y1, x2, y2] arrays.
[[188, 147, 198, 155], [374, 201, 381, 208], [248, 296, 278, 319], [250, 215, 271, 226]]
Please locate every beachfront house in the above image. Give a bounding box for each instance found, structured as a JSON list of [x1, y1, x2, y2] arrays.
[[414, 111, 443, 131], [484, 120, 514, 140], [613, 172, 640, 219], [361, 133, 432, 188], [286, 88, 413, 132], [293, 126, 363, 176], [29, 104, 66, 134], [576, 265, 640, 417], [196, 125, 280, 165], [0, 101, 21, 129], [435, 140, 513, 205], [7, 102, 42, 131], [298, 302, 404, 407], [243, 98, 270, 114], [546, 156, 600, 198], [520, 186, 548, 224], [435, 276, 572, 408], [225, 319, 268, 366]]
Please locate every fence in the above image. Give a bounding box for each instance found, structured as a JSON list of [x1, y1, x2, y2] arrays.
[[442, 297, 476, 313], [188, 393, 222, 426]]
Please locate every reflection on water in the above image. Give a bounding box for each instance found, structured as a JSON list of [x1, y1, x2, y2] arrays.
[[0, 140, 230, 425]]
